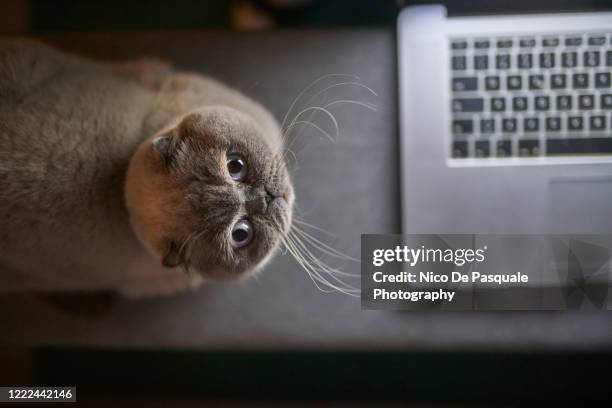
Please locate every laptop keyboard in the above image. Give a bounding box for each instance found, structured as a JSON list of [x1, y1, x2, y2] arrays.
[[450, 33, 612, 159]]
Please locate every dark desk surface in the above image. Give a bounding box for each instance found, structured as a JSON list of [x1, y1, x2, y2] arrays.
[[1, 30, 612, 351]]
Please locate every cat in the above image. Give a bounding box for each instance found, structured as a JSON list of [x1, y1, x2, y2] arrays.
[[0, 38, 294, 297]]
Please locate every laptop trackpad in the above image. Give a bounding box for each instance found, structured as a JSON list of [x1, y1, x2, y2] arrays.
[[548, 177, 612, 234]]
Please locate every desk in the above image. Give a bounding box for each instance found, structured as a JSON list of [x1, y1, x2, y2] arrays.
[[1, 30, 611, 351]]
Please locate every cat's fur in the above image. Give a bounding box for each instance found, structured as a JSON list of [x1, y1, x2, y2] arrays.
[[0, 39, 293, 297]]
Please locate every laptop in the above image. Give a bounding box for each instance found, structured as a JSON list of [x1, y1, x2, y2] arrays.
[[398, 5, 612, 234]]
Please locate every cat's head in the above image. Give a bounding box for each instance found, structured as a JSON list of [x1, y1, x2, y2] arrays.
[[125, 106, 294, 281]]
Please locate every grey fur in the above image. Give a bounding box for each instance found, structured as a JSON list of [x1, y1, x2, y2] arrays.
[[0, 39, 293, 296]]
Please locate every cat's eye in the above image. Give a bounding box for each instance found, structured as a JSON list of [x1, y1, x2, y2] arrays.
[[231, 219, 253, 248], [227, 153, 247, 181]]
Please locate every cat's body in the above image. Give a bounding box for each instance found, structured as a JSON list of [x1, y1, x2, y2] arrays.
[[0, 39, 292, 296]]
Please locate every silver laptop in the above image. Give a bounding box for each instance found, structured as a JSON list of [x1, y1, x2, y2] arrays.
[[398, 5, 612, 234]]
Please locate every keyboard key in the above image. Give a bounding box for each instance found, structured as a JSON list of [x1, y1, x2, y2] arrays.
[[547, 138, 612, 155], [513, 96, 528, 111], [546, 117, 561, 131], [565, 37, 582, 46], [542, 37, 559, 47], [578, 95, 594, 110], [607, 51, 612, 66], [475, 140, 490, 157], [453, 119, 473, 134], [474, 40, 490, 49], [452, 77, 478, 91], [507, 75, 522, 90], [480, 119, 495, 133], [451, 40, 468, 50], [491, 97, 506, 112], [540, 53, 555, 68], [529, 75, 545, 90], [590, 115, 606, 131], [452, 98, 484, 112], [588, 36, 606, 46], [573, 73, 589, 88], [519, 140, 540, 157], [520, 38, 536, 47], [595, 72, 611, 88], [452, 141, 468, 158], [474, 55, 488, 70], [524, 117, 539, 132], [551, 74, 567, 89], [485, 76, 500, 90], [496, 140, 512, 157], [496, 54, 511, 69], [452, 56, 467, 70], [568, 116, 584, 131], [535, 96, 550, 110], [601, 94, 612, 109], [497, 39, 513, 48], [584, 51, 600, 67], [557, 95, 572, 110], [502, 118, 517, 132], [517, 54, 533, 68], [561, 52, 577, 67]]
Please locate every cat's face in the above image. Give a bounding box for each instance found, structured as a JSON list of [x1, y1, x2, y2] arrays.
[[125, 106, 294, 281]]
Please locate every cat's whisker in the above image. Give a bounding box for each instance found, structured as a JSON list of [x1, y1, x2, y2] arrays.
[[281, 85, 370, 296], [285, 232, 359, 296], [282, 231, 341, 291], [279, 78, 379, 170], [292, 225, 360, 264], [283, 147, 298, 162], [283, 120, 335, 144], [292, 202, 310, 219], [178, 230, 197, 256], [177, 229, 198, 273], [323, 99, 378, 112], [279, 148, 299, 171], [178, 227, 209, 274], [284, 236, 358, 296], [279, 242, 288, 255], [281, 235, 337, 293], [293, 218, 336, 238], [304, 82, 378, 114], [288, 230, 359, 288], [270, 146, 297, 172], [283, 80, 375, 146], [281, 119, 336, 161], [283, 106, 339, 143], [279, 73, 359, 140], [283, 97, 375, 157]]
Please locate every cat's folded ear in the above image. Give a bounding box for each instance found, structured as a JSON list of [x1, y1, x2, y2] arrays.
[[161, 240, 183, 268], [152, 130, 180, 167]]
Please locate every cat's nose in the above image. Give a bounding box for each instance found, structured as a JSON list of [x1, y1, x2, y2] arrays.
[[265, 190, 274, 206], [265, 186, 284, 201], [245, 189, 274, 214]]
